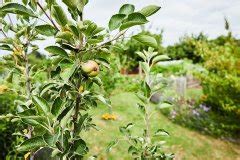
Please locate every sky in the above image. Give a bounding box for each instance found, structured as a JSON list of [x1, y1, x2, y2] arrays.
[[84, 0, 240, 45], [0, 0, 240, 56]]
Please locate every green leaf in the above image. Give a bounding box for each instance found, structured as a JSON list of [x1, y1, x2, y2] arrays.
[[32, 95, 51, 116], [136, 93, 148, 103], [119, 126, 130, 136], [63, 130, 70, 150], [128, 146, 138, 155], [92, 77, 103, 86], [108, 14, 126, 31], [158, 103, 173, 109], [43, 132, 59, 147], [45, 46, 68, 58], [56, 141, 63, 151], [154, 129, 169, 136], [152, 55, 170, 64], [140, 62, 150, 74], [51, 4, 68, 27], [75, 113, 88, 135], [94, 95, 111, 107], [22, 0, 29, 5], [0, 44, 11, 51], [143, 82, 151, 97], [62, 0, 78, 11], [120, 12, 148, 31], [15, 27, 26, 38], [21, 116, 48, 126], [46, 0, 55, 7], [106, 140, 118, 152], [135, 51, 146, 61], [77, 0, 88, 13], [6, 70, 13, 82], [60, 62, 77, 82], [51, 97, 63, 117], [68, 24, 79, 37], [56, 31, 73, 41], [0, 37, 14, 44], [84, 22, 97, 37], [87, 38, 102, 44], [0, 3, 36, 17], [29, 0, 37, 11], [35, 24, 57, 36], [132, 34, 158, 48], [92, 27, 104, 35], [17, 137, 46, 151], [71, 139, 88, 155], [139, 5, 161, 17], [137, 103, 146, 114], [95, 58, 110, 69], [51, 149, 61, 157], [119, 4, 135, 15], [57, 106, 70, 121], [60, 107, 74, 128], [126, 123, 134, 130], [40, 83, 57, 96]]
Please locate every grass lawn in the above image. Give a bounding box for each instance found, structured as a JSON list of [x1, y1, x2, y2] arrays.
[[83, 92, 240, 160]]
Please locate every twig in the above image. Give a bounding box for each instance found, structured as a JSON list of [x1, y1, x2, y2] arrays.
[[73, 12, 84, 136], [0, 29, 21, 52], [0, 29, 7, 38], [79, 30, 127, 53], [37, 2, 59, 31], [7, 15, 13, 26], [88, 30, 128, 51], [144, 104, 151, 143], [73, 94, 81, 135], [23, 41, 31, 101], [37, 17, 51, 25], [22, 39, 34, 160]]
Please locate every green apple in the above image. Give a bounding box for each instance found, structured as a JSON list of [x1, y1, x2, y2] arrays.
[[81, 60, 99, 77]]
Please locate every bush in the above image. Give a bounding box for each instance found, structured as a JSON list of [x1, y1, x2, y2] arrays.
[[161, 34, 240, 139], [196, 35, 240, 117], [166, 33, 207, 63], [160, 90, 240, 139], [151, 59, 203, 76], [0, 93, 24, 159]]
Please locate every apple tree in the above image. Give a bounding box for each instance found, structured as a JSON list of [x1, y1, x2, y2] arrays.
[[0, 0, 162, 159]]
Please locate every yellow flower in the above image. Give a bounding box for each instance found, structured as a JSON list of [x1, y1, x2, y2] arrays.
[[101, 113, 117, 120], [0, 85, 8, 94], [110, 114, 117, 120]]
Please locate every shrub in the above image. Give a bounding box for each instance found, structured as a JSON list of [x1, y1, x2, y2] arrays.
[[195, 35, 240, 117], [0, 92, 24, 159], [163, 99, 240, 138], [166, 33, 207, 63]]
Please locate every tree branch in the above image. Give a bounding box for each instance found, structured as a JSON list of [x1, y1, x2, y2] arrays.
[[73, 12, 84, 136], [0, 29, 7, 38], [73, 94, 81, 135], [22, 40, 31, 100], [0, 29, 21, 52], [87, 30, 127, 51], [37, 2, 59, 31], [7, 14, 13, 26]]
